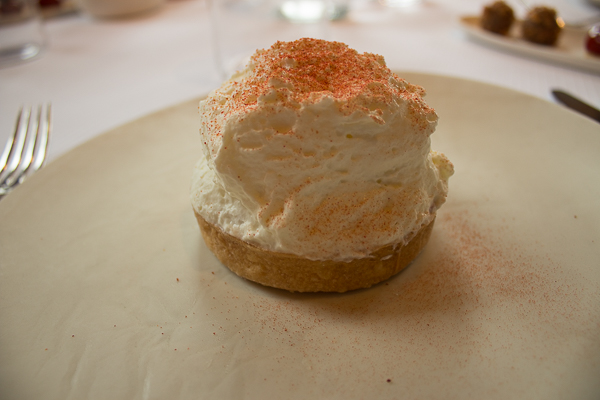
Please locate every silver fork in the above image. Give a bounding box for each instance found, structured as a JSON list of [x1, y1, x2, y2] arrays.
[[0, 104, 51, 199]]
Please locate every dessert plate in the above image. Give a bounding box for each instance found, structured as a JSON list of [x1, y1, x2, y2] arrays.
[[460, 15, 600, 74], [1, 73, 599, 400]]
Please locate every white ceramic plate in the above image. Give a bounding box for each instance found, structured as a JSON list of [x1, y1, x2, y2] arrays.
[[1, 73, 599, 400], [460, 15, 600, 74]]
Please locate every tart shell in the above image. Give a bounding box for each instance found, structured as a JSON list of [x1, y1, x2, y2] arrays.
[[195, 212, 435, 293]]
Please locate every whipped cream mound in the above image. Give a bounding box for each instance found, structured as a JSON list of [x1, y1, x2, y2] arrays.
[[191, 38, 454, 262]]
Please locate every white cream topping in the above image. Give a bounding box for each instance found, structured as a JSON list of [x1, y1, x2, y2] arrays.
[[191, 39, 453, 261]]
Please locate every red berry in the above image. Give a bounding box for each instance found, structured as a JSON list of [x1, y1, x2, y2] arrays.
[[39, 0, 61, 6], [586, 24, 600, 56]]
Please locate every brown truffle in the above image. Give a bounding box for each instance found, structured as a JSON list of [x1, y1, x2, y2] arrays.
[[521, 6, 562, 46], [481, 1, 515, 35]]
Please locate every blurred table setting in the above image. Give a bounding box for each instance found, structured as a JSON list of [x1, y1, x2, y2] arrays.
[[1, 0, 599, 164], [2, 0, 600, 399]]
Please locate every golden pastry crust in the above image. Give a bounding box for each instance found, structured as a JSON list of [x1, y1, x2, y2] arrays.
[[195, 212, 435, 293]]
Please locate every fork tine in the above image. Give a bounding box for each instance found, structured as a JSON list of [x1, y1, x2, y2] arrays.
[[0, 108, 22, 173], [7, 105, 43, 187], [28, 103, 51, 175], [0, 104, 51, 199], [0, 107, 30, 184]]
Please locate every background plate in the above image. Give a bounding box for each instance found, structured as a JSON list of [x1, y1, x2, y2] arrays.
[[1, 73, 599, 400], [460, 15, 600, 74]]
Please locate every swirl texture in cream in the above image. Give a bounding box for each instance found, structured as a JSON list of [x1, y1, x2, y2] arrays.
[[191, 38, 453, 261]]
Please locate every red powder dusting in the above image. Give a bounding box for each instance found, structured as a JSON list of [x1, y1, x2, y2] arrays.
[[231, 208, 599, 393], [242, 39, 412, 107], [197, 207, 599, 397], [201, 38, 435, 145]]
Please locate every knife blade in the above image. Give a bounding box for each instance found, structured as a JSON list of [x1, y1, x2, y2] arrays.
[[551, 90, 600, 123]]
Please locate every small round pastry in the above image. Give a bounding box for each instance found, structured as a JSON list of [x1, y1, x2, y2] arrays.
[[521, 6, 562, 46], [191, 38, 454, 293], [480, 1, 515, 36]]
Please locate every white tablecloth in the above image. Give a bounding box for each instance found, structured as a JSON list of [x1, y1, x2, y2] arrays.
[[1, 0, 599, 164]]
